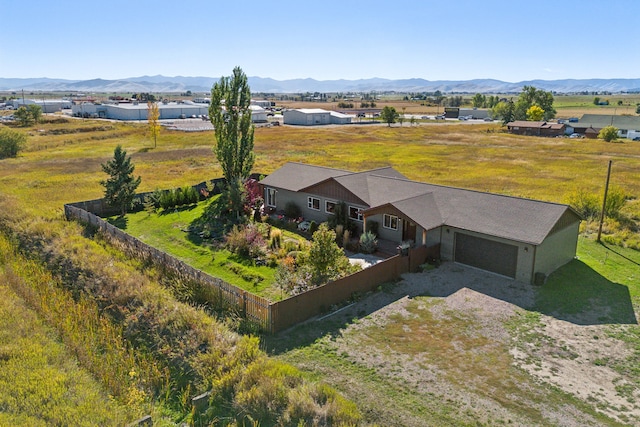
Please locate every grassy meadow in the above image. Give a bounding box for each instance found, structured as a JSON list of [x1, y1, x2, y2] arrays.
[[0, 113, 639, 425]]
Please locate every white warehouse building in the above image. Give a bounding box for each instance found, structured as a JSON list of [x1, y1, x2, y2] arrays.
[[72, 102, 209, 120], [283, 108, 352, 126], [8, 99, 72, 113], [72, 102, 269, 123]]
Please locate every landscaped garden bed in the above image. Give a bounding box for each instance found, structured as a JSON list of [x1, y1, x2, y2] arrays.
[[105, 191, 364, 302]]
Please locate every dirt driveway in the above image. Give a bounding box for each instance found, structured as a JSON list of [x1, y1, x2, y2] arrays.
[[278, 262, 639, 426]]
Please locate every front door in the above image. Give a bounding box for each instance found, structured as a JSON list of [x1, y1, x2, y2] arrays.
[[402, 220, 416, 242]]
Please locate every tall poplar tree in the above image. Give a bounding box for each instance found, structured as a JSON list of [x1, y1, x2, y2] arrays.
[[100, 145, 141, 216], [209, 66, 255, 182]]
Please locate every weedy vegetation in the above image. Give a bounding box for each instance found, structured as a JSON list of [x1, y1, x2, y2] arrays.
[[0, 113, 639, 425]]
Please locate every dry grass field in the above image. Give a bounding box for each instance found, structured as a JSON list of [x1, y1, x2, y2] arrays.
[[1, 114, 640, 425]]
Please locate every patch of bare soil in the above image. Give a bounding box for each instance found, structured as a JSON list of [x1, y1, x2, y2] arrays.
[[318, 263, 638, 426], [510, 316, 638, 424]]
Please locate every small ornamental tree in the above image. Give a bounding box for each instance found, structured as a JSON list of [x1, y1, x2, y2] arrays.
[[147, 101, 160, 148], [100, 145, 142, 216], [598, 125, 619, 142], [299, 223, 354, 286], [0, 126, 27, 159]]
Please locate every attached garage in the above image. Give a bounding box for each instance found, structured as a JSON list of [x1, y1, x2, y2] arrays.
[[454, 233, 518, 278]]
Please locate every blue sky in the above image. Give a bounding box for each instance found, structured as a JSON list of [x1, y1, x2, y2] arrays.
[[2, 0, 638, 82]]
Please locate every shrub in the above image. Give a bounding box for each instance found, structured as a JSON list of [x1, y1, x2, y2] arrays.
[[366, 220, 379, 236], [181, 185, 199, 205], [342, 229, 351, 250], [598, 125, 619, 142], [359, 231, 378, 254], [334, 224, 344, 246], [604, 186, 629, 219], [566, 186, 629, 220], [308, 220, 318, 235], [328, 201, 355, 234], [225, 224, 265, 259], [283, 240, 300, 253], [0, 126, 27, 159], [269, 228, 282, 250], [174, 187, 185, 206], [566, 188, 600, 220], [159, 189, 176, 210], [284, 201, 302, 219]]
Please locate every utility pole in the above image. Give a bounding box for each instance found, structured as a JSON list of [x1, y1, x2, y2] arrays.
[[597, 160, 613, 243]]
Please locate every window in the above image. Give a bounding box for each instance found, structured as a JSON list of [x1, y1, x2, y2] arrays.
[[349, 206, 363, 222], [266, 188, 277, 207], [325, 200, 336, 214], [383, 214, 399, 230], [307, 196, 320, 211]]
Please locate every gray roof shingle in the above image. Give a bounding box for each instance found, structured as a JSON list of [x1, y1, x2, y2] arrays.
[[260, 162, 579, 245], [259, 162, 350, 192]]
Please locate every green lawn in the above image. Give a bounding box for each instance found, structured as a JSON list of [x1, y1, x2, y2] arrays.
[[536, 236, 640, 324], [107, 199, 283, 300]]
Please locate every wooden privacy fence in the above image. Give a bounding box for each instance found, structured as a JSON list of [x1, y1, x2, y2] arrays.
[[65, 186, 439, 333], [64, 204, 271, 329]]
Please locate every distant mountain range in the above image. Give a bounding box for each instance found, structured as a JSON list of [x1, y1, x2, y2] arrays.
[[1, 75, 640, 94]]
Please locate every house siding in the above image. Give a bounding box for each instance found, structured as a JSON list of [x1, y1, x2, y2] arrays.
[[269, 188, 369, 231], [304, 180, 367, 206], [368, 213, 403, 242], [534, 221, 580, 278]]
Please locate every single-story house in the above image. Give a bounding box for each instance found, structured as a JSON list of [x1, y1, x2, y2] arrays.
[[260, 162, 581, 284], [283, 108, 352, 125], [506, 121, 566, 137], [574, 114, 640, 139]]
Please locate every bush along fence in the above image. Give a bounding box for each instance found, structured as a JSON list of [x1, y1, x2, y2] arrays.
[[64, 181, 438, 333]]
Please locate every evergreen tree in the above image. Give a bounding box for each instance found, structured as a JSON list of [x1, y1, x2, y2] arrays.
[[100, 145, 141, 216]]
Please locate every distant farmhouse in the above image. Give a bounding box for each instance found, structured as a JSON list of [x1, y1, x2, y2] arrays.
[[507, 114, 640, 140], [283, 108, 352, 125], [506, 121, 566, 137], [260, 162, 581, 284], [569, 114, 640, 140]]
